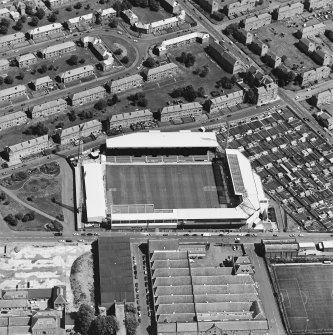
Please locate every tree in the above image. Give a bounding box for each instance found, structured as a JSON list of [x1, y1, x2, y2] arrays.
[[125, 313, 138, 335], [48, 13, 57, 22], [137, 97, 147, 107], [89, 315, 119, 335], [197, 86, 205, 97], [223, 23, 239, 36], [22, 212, 35, 222], [66, 5, 73, 11], [79, 58, 86, 64], [75, 303, 95, 335], [94, 99, 107, 110], [112, 94, 119, 104], [55, 122, 64, 129], [121, 56, 129, 64], [18, 72, 25, 80], [21, 15, 27, 23], [4, 75, 13, 84], [143, 57, 156, 68], [0, 25, 8, 34], [281, 55, 287, 63], [15, 213, 23, 220], [36, 8, 45, 19], [114, 48, 123, 55], [30, 16, 39, 27], [24, 122, 48, 135], [245, 88, 256, 104], [0, 77, 3, 85], [109, 18, 118, 28], [14, 19, 23, 30], [96, 15, 102, 24], [68, 55, 79, 65], [25, 5, 34, 16], [39, 64, 48, 74], [68, 110, 76, 121], [183, 85, 197, 102], [150, 0, 159, 11], [1, 18, 10, 28], [211, 11, 224, 21], [185, 53, 195, 67], [112, 1, 122, 16], [4, 214, 18, 226], [139, 0, 148, 7], [74, 1, 82, 8]]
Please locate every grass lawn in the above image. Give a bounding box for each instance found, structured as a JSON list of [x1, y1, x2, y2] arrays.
[[131, 5, 172, 23]]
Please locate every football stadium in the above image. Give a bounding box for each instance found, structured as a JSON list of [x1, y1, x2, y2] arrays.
[[83, 131, 268, 229]]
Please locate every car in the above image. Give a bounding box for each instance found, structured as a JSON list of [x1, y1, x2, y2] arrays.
[[227, 114, 231, 117], [273, 234, 278, 237], [245, 233, 251, 236], [184, 233, 189, 236], [289, 233, 296, 237], [78, 239, 85, 242], [219, 233, 224, 236], [73, 233, 79, 236], [65, 239, 73, 242], [58, 240, 65, 242], [54, 232, 62, 236], [295, 96, 300, 100], [87, 233, 93, 236], [93, 233, 100, 236], [137, 306, 141, 311], [133, 39, 138, 42], [298, 234, 304, 237], [81, 233, 86, 236]]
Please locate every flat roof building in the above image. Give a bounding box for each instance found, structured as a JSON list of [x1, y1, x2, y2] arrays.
[[273, 2, 304, 20]]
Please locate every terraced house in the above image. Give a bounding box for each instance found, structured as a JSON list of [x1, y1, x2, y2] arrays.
[[108, 109, 153, 129], [0, 111, 28, 131], [243, 13, 271, 31], [0, 32, 25, 48], [208, 90, 244, 113], [69, 86, 106, 106], [273, 2, 304, 20], [145, 63, 178, 82], [301, 66, 330, 86], [29, 23, 63, 39], [0, 85, 26, 102], [298, 23, 326, 39], [0, 58, 9, 72], [32, 76, 53, 90], [226, 0, 256, 18], [30, 98, 67, 118], [304, 0, 330, 10], [160, 102, 203, 122], [41, 41, 76, 59], [54, 120, 102, 145], [107, 74, 143, 93], [60, 65, 94, 83], [67, 13, 94, 30], [48, 0, 75, 8], [16, 53, 37, 68]]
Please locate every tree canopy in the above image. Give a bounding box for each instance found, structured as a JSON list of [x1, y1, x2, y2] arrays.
[[89, 315, 119, 335], [75, 304, 95, 335]]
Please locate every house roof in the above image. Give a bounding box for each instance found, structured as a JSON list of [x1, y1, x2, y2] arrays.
[[210, 90, 244, 105], [42, 41, 75, 54], [68, 13, 93, 24], [29, 23, 62, 35], [0, 58, 9, 66], [70, 86, 105, 100], [110, 74, 142, 87], [8, 135, 50, 153], [32, 99, 66, 113], [161, 102, 202, 115], [60, 119, 102, 137], [17, 53, 36, 62], [109, 109, 152, 122], [60, 65, 94, 79], [34, 76, 53, 86], [0, 111, 26, 124], [147, 62, 178, 76], [0, 85, 26, 99], [0, 32, 24, 43]]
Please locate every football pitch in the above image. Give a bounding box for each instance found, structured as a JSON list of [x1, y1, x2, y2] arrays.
[[273, 264, 333, 334], [106, 164, 226, 209]]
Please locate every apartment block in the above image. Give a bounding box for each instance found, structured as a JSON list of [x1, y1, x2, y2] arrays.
[[312, 50, 331, 66], [4, 135, 53, 161], [208, 90, 244, 113], [48, 0, 75, 8], [33, 76, 53, 91], [121, 9, 139, 25], [314, 89, 333, 106], [60, 65, 94, 83], [30, 98, 67, 118], [192, 0, 218, 14], [160, 102, 203, 122], [250, 39, 268, 57], [145, 62, 178, 82], [107, 74, 143, 93], [160, 0, 181, 14], [17, 53, 37, 68], [207, 41, 246, 74], [243, 13, 271, 31], [67, 13, 94, 30], [41, 41, 76, 59], [31, 310, 60, 335], [254, 82, 278, 106], [54, 120, 102, 144], [226, 0, 256, 18], [298, 38, 315, 54], [264, 51, 281, 68], [109, 109, 153, 128], [318, 112, 333, 130], [69, 86, 106, 106], [301, 66, 330, 86], [155, 32, 209, 55], [298, 23, 325, 39], [0, 58, 9, 72], [0, 111, 27, 132], [0, 32, 25, 48], [304, 0, 329, 11], [99, 7, 116, 22], [233, 28, 253, 44], [273, 2, 303, 20], [29, 23, 63, 39], [0, 85, 26, 102]]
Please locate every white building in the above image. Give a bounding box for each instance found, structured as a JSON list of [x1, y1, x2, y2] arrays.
[[0, 85, 26, 102], [29, 23, 63, 39], [60, 65, 95, 83]]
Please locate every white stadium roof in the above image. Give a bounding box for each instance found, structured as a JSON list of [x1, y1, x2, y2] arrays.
[[83, 163, 106, 222], [106, 131, 219, 149]]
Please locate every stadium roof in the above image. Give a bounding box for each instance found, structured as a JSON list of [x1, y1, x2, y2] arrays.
[[83, 163, 106, 222], [106, 131, 219, 149]]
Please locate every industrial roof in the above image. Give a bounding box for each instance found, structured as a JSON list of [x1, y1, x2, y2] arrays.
[[83, 163, 106, 222], [106, 130, 219, 149]]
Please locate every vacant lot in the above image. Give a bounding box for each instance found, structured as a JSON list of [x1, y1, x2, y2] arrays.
[[273, 264, 333, 334], [0, 243, 91, 311]]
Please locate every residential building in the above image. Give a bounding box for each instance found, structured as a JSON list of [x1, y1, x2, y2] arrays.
[[0, 32, 25, 48], [273, 2, 303, 20], [69, 86, 106, 106], [89, 38, 113, 62], [233, 28, 253, 44], [107, 74, 143, 93], [16, 53, 37, 68], [0, 111, 27, 131], [30, 98, 67, 118], [243, 13, 271, 31], [0, 8, 10, 18], [4, 135, 53, 161], [301, 66, 330, 86], [102, 57, 114, 71], [41, 41, 76, 58], [298, 23, 325, 39], [318, 112, 333, 130], [314, 89, 333, 106], [226, 0, 256, 18], [264, 51, 281, 68], [207, 41, 246, 74], [10, 10, 20, 21], [193, 0, 218, 14], [0, 58, 9, 72], [298, 38, 315, 54], [54, 119, 102, 144], [160, 0, 181, 14], [304, 0, 329, 11], [31, 310, 60, 335], [47, 0, 76, 8], [155, 31, 209, 56], [145, 62, 178, 82], [29, 23, 63, 39], [312, 49, 330, 66], [208, 90, 244, 113], [60, 65, 94, 83], [121, 9, 138, 25], [99, 7, 116, 22], [32, 76, 53, 91], [160, 102, 203, 122], [66, 13, 94, 30], [254, 82, 278, 106], [0, 85, 26, 102], [134, 10, 185, 34], [250, 39, 268, 57], [108, 109, 153, 128]]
